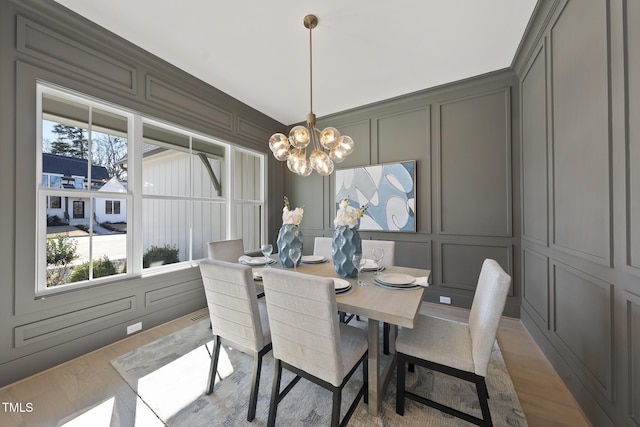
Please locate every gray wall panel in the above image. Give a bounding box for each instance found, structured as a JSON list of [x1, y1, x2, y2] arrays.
[[14, 297, 135, 348], [521, 43, 548, 245], [550, 0, 611, 264], [377, 108, 431, 233], [553, 262, 613, 400], [440, 243, 511, 293], [395, 240, 431, 270], [627, 291, 640, 425], [628, 0, 640, 270], [146, 75, 233, 131], [16, 16, 136, 93], [439, 89, 512, 237], [522, 248, 548, 327], [145, 279, 204, 308]]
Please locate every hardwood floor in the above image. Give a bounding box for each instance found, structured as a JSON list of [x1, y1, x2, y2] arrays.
[[0, 303, 591, 426]]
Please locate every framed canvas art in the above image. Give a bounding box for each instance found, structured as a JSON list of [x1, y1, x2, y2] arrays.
[[335, 160, 416, 231]]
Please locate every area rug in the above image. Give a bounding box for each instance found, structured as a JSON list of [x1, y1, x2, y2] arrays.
[[111, 318, 527, 426]]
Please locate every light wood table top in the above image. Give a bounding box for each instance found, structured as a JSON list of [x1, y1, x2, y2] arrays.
[[292, 261, 429, 328]]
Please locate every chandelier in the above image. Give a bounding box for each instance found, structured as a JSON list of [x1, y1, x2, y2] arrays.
[[268, 14, 354, 176]]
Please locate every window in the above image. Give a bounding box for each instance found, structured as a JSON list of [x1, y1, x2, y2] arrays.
[[37, 84, 265, 294], [105, 200, 121, 215]]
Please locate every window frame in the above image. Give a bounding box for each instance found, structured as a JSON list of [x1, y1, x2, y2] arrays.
[[36, 83, 266, 296]]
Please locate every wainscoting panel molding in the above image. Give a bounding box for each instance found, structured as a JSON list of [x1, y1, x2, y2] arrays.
[[377, 107, 431, 234], [440, 242, 512, 293], [520, 42, 548, 246], [16, 16, 137, 94], [628, 0, 640, 271], [145, 279, 205, 308], [14, 297, 136, 348], [552, 262, 613, 401], [145, 75, 233, 132], [439, 88, 512, 237], [626, 290, 640, 425], [522, 248, 549, 328], [550, 0, 611, 266]]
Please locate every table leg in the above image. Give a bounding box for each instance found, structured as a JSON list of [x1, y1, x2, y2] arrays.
[[367, 318, 380, 415]]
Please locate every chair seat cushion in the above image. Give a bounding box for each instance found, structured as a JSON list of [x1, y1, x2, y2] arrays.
[[396, 314, 474, 373], [338, 324, 368, 381]]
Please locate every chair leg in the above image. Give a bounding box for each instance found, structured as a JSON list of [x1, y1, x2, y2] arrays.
[[206, 335, 221, 395], [396, 352, 406, 415], [477, 376, 492, 426], [331, 388, 341, 427], [268, 359, 283, 427], [247, 352, 264, 421], [383, 322, 390, 355], [363, 355, 368, 405], [408, 363, 415, 372]]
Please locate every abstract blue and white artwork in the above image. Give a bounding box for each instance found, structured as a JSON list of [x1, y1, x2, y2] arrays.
[[335, 160, 416, 232]]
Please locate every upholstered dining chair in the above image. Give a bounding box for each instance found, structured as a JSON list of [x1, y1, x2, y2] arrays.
[[313, 236, 333, 259], [261, 268, 368, 427], [207, 238, 245, 262], [361, 239, 396, 266], [199, 259, 272, 422], [395, 258, 511, 426], [208, 238, 265, 298]]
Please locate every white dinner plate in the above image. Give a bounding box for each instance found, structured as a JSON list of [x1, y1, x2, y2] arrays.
[[301, 255, 327, 264], [373, 280, 421, 291], [333, 278, 351, 291], [376, 273, 415, 286]]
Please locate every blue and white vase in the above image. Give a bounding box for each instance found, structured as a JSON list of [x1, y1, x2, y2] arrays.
[[277, 223, 303, 268], [332, 225, 362, 278]]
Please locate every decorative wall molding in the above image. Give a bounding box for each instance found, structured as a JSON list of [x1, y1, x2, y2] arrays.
[[14, 297, 135, 348], [145, 75, 233, 132], [552, 261, 613, 402], [16, 16, 137, 94]]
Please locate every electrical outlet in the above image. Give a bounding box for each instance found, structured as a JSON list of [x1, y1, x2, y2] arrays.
[[127, 322, 142, 335], [439, 296, 451, 304]]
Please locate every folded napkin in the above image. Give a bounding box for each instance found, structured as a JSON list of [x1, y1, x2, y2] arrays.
[[413, 276, 430, 287], [238, 255, 273, 264]]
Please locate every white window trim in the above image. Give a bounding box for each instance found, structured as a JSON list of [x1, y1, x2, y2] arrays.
[[36, 83, 266, 296]]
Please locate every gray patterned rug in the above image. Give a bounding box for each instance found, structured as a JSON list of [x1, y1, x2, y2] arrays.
[[111, 318, 527, 426]]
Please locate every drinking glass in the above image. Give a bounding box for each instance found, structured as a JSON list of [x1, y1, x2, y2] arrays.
[[371, 248, 384, 275], [289, 247, 302, 272], [352, 253, 366, 286], [261, 243, 273, 268]]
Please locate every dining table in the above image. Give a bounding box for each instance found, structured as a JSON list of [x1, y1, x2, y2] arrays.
[[249, 255, 430, 416]]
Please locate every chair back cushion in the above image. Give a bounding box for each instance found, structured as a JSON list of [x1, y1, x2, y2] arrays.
[[261, 268, 344, 386], [468, 258, 511, 376], [199, 259, 266, 352], [313, 237, 333, 259], [361, 239, 396, 266], [207, 239, 245, 263]]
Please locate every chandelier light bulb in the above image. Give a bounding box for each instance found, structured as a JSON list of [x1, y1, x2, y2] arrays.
[[320, 127, 341, 150], [269, 133, 289, 153], [273, 145, 291, 161], [289, 125, 310, 149], [337, 135, 355, 155], [329, 147, 346, 163]]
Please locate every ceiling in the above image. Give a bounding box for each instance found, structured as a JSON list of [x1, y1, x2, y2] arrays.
[[53, 1, 538, 126]]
